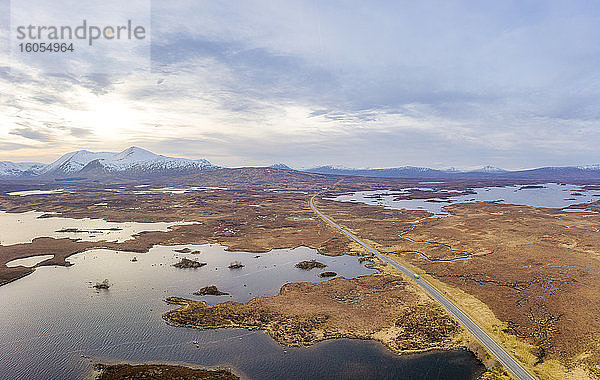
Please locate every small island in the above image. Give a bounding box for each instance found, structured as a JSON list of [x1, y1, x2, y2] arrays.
[[295, 260, 327, 270], [519, 185, 546, 190], [55, 228, 83, 233], [174, 248, 192, 253], [93, 279, 110, 289], [194, 285, 229, 296], [318, 271, 337, 278], [173, 258, 207, 268], [174, 248, 202, 254], [95, 363, 239, 380], [228, 261, 244, 269]]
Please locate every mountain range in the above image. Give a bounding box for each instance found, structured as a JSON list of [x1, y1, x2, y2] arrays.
[[304, 165, 510, 177], [303, 165, 600, 179], [0, 146, 214, 178], [3, 146, 600, 181]]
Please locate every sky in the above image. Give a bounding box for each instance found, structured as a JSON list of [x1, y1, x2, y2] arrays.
[[2, 0, 600, 170]]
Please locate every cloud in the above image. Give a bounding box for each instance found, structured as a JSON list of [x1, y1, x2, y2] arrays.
[[2, 1, 600, 168], [0, 141, 35, 151], [10, 126, 55, 142], [67, 127, 93, 137]]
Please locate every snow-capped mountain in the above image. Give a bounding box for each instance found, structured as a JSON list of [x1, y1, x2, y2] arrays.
[[304, 164, 600, 179], [472, 165, 507, 173], [0, 161, 46, 176], [578, 164, 600, 170], [82, 146, 213, 174], [39, 150, 115, 175], [269, 163, 293, 170], [306, 165, 446, 177], [1, 147, 215, 178]]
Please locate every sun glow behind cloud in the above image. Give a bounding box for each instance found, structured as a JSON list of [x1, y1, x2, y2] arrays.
[[65, 88, 155, 141]]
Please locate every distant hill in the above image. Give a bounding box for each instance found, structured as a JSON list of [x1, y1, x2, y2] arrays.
[[303, 165, 600, 180], [472, 165, 508, 173], [269, 163, 293, 170], [305, 165, 448, 178]]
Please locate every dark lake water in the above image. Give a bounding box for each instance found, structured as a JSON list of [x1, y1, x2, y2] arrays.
[[0, 244, 485, 379]]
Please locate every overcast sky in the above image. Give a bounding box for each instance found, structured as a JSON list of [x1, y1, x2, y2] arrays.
[[2, 0, 600, 169]]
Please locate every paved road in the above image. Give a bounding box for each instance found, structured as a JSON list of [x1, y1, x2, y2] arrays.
[[310, 195, 536, 380]]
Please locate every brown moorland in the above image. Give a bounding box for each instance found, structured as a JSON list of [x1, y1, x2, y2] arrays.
[[2, 170, 599, 378]]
